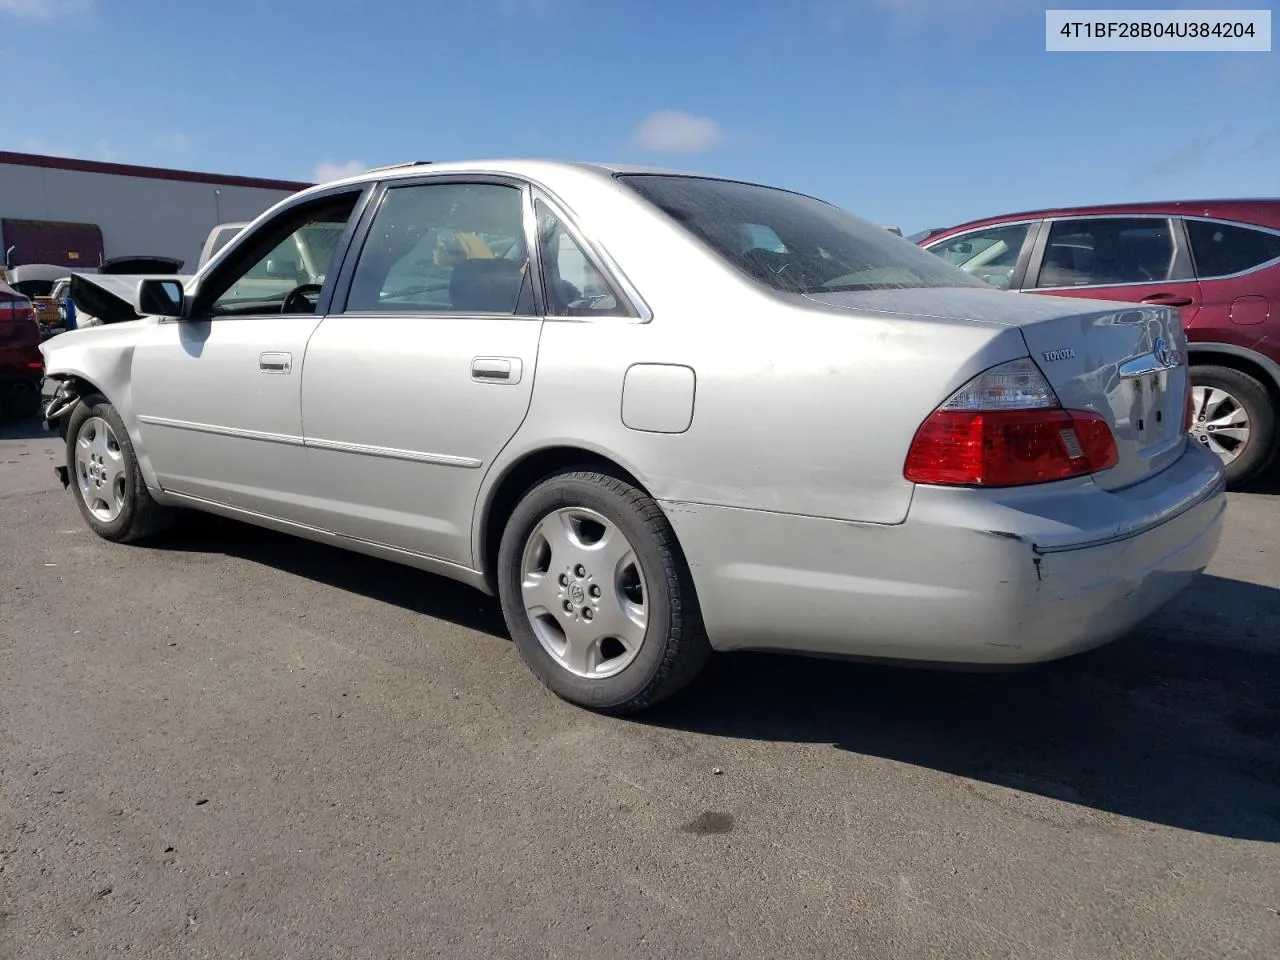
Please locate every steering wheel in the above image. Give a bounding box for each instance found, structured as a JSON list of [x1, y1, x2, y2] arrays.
[[281, 283, 323, 314]]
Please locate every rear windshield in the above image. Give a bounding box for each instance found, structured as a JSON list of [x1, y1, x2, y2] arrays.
[[618, 174, 986, 294]]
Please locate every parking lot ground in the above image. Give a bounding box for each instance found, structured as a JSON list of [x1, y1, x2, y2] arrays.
[[2, 417, 1279, 960]]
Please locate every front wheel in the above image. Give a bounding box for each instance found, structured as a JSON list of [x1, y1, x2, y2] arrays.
[[1189, 365, 1277, 489], [65, 394, 173, 542], [496, 470, 711, 714]]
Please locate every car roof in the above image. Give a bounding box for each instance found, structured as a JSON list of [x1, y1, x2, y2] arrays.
[[299, 158, 786, 197], [933, 198, 1280, 237]]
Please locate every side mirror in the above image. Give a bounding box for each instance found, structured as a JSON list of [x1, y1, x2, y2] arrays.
[[265, 258, 299, 278], [950, 241, 973, 254], [138, 278, 185, 318]]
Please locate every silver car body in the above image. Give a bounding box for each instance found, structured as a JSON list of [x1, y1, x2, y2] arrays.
[[40, 160, 1227, 666]]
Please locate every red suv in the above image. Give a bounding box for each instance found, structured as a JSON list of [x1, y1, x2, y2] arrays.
[[918, 200, 1280, 488], [0, 280, 45, 420]]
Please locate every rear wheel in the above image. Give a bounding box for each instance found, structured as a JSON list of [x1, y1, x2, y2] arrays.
[[496, 470, 711, 714], [66, 394, 173, 542], [1189, 364, 1277, 488]]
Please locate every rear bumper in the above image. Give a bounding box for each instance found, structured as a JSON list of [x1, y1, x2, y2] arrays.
[[662, 442, 1227, 664]]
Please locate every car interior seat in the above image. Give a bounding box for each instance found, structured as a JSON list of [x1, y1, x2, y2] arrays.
[[449, 258, 526, 313]]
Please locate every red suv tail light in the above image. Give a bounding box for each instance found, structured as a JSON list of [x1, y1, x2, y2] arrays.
[[905, 358, 1119, 487], [0, 297, 41, 348]]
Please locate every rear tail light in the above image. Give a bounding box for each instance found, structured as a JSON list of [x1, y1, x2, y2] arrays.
[[905, 358, 1119, 487]]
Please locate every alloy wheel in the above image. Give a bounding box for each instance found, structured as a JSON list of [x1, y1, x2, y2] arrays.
[[1190, 384, 1251, 464], [75, 416, 126, 522], [519, 507, 648, 679]]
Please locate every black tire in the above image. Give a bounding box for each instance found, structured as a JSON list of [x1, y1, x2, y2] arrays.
[[65, 393, 173, 543], [1190, 364, 1277, 489], [496, 470, 711, 714]]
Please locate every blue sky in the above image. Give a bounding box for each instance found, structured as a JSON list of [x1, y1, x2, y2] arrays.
[[2, 0, 1276, 232]]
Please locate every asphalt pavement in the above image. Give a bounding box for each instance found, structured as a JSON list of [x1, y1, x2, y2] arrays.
[[2, 416, 1278, 959]]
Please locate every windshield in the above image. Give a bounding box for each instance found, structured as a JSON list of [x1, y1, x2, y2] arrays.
[[617, 175, 986, 294]]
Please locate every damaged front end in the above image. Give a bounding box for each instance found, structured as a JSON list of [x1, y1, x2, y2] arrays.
[[41, 376, 79, 488]]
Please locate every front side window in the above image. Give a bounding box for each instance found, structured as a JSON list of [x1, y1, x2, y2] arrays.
[[618, 174, 986, 294], [535, 201, 630, 317], [345, 182, 529, 314], [1187, 219, 1280, 278], [926, 223, 1031, 290], [1035, 217, 1178, 288], [207, 195, 358, 317]]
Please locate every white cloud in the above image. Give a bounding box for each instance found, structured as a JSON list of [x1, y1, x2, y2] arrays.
[[631, 111, 725, 154], [154, 132, 192, 153], [313, 159, 366, 183], [97, 138, 118, 162], [0, 0, 91, 18]]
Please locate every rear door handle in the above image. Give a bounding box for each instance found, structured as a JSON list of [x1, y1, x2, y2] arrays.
[[260, 351, 293, 374], [1140, 293, 1194, 307], [471, 357, 521, 384]]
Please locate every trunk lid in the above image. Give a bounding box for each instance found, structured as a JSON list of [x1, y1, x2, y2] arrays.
[[1015, 300, 1188, 490], [803, 287, 1191, 491]]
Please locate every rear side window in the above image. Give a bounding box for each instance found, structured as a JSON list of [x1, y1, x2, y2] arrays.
[[618, 174, 985, 293], [1187, 220, 1280, 278], [535, 201, 631, 317], [1035, 218, 1179, 288]]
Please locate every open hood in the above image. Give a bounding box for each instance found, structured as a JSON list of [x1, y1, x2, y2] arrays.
[[99, 255, 185, 275], [69, 272, 194, 324]]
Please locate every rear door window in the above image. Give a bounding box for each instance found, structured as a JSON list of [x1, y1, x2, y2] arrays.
[[1186, 219, 1280, 278], [1035, 217, 1182, 288], [344, 182, 531, 314]]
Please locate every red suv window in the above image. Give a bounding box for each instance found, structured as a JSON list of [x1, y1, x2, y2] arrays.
[[1186, 220, 1280, 279], [1035, 218, 1180, 288]]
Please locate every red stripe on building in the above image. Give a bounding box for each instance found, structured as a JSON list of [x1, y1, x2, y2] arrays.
[[0, 151, 312, 193]]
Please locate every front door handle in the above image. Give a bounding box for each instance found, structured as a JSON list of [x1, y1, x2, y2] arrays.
[[1140, 293, 1194, 307], [260, 352, 293, 374], [471, 357, 521, 384]]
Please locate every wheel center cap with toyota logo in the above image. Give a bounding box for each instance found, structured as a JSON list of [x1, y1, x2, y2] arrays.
[[568, 582, 586, 605]]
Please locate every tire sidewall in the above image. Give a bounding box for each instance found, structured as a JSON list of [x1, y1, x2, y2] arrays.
[[66, 396, 144, 541], [497, 475, 679, 710]]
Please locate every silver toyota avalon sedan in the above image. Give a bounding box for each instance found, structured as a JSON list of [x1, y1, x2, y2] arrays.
[[39, 160, 1227, 713]]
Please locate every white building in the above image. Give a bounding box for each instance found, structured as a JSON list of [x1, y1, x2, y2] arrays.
[[0, 150, 310, 275]]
